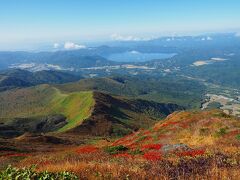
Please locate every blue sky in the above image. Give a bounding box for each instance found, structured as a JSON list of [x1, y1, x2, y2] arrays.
[[0, 0, 240, 50]]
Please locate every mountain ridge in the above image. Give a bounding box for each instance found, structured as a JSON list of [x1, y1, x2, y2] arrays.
[[68, 91, 183, 136], [0, 85, 183, 137]]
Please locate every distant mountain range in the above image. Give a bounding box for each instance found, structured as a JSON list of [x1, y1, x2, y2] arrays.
[[0, 48, 119, 70], [0, 33, 239, 89], [0, 69, 82, 91]]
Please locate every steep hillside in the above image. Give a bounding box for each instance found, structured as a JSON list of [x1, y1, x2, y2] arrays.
[[112, 110, 240, 153], [69, 92, 182, 136], [0, 85, 93, 120], [0, 85, 182, 137], [0, 85, 95, 136]]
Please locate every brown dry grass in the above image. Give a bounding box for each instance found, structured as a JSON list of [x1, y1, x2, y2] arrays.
[[1, 110, 240, 179], [9, 147, 239, 180]]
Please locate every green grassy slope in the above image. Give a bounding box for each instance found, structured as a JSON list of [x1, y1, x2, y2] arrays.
[[0, 85, 94, 132], [52, 92, 94, 132]]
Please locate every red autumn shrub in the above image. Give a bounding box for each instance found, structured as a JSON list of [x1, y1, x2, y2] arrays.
[[1, 153, 30, 157], [128, 135, 139, 143], [153, 127, 159, 131], [158, 134, 169, 140], [142, 144, 162, 150], [143, 152, 162, 161], [225, 130, 240, 137], [112, 138, 126, 146], [177, 149, 205, 157], [121, 139, 133, 144], [179, 123, 189, 128], [76, 146, 98, 154], [143, 130, 151, 135], [161, 121, 179, 127], [38, 161, 52, 166], [113, 153, 132, 159], [112, 133, 136, 146], [128, 143, 137, 149], [141, 136, 153, 144], [168, 128, 177, 131]]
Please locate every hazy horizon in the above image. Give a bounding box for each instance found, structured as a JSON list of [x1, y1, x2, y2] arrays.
[[1, 0, 240, 50]]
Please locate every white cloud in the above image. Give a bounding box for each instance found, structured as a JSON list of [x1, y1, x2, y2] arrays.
[[201, 36, 212, 41], [53, 43, 60, 49], [64, 42, 86, 50], [110, 34, 152, 41], [129, 50, 140, 54], [111, 34, 140, 41], [206, 36, 212, 41], [166, 37, 176, 42], [164, 69, 171, 73], [211, 57, 227, 61]]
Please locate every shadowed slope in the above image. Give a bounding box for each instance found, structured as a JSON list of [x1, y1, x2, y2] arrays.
[[68, 91, 183, 136]]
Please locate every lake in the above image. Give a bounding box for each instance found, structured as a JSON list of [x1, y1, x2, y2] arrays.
[[106, 51, 176, 62]]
